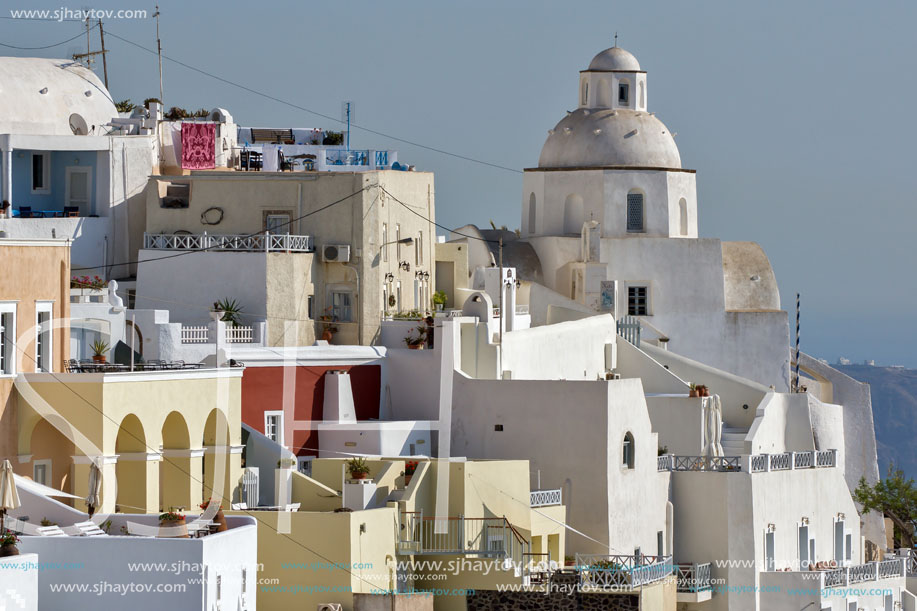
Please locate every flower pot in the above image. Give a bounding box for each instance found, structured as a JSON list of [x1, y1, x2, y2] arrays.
[[92, 355, 106, 363], [408, 344, 423, 350], [689, 389, 699, 398], [350, 472, 367, 480], [0, 544, 19, 557], [158, 517, 189, 538], [404, 474, 413, 486], [435, 304, 443, 312], [321, 329, 334, 342], [212, 508, 228, 533]]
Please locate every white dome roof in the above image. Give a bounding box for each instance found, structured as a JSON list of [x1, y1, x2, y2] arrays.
[[0, 57, 117, 136], [538, 108, 681, 169], [588, 47, 641, 71]]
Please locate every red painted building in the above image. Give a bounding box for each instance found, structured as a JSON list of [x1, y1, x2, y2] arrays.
[[241, 362, 382, 457]]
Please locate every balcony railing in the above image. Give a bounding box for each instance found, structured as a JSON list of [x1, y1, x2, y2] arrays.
[[660, 450, 838, 474], [225, 326, 253, 343], [818, 559, 905, 587], [181, 326, 209, 343], [530, 489, 562, 507], [676, 563, 713, 593], [575, 554, 673, 589], [144, 232, 314, 253], [398, 512, 528, 562]]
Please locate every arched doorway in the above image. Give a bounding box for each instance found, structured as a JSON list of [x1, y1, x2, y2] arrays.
[[202, 409, 232, 505], [115, 414, 149, 513], [160, 412, 192, 511], [563, 194, 584, 235], [29, 419, 75, 497]]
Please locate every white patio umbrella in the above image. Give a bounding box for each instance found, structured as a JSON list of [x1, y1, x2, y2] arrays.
[[85, 463, 102, 517], [0, 459, 21, 531]]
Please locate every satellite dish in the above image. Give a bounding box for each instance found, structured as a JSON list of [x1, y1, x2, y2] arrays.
[[69, 113, 89, 135]]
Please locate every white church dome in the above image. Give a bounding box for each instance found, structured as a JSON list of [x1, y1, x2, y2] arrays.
[[588, 46, 641, 71], [538, 108, 681, 169], [0, 57, 117, 136]]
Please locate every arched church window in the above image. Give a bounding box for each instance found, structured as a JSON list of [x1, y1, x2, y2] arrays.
[[679, 198, 688, 236], [597, 79, 612, 107], [564, 194, 584, 235], [618, 82, 630, 105], [626, 190, 644, 233], [528, 193, 537, 234], [639, 81, 645, 109], [582, 81, 589, 105]]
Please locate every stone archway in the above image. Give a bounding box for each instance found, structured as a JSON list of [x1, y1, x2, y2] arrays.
[[115, 414, 151, 513], [202, 409, 233, 506], [160, 411, 194, 511]]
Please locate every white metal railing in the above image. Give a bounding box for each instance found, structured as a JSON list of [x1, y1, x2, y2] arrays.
[[670, 455, 742, 472], [530, 489, 562, 507], [794, 451, 814, 469], [813, 559, 905, 588], [664, 450, 839, 474], [144, 232, 314, 253], [181, 326, 209, 344], [576, 554, 674, 589], [399, 512, 528, 563], [908, 555, 917, 575], [225, 326, 254, 343], [815, 449, 837, 467], [676, 563, 713, 593], [769, 453, 793, 471], [750, 454, 769, 473]]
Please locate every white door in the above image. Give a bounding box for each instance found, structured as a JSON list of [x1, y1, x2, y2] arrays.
[[65, 166, 92, 215], [765, 531, 776, 572], [798, 525, 809, 569], [834, 520, 845, 564]]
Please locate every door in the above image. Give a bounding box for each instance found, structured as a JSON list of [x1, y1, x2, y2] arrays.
[[798, 525, 809, 569], [765, 531, 775, 572], [65, 166, 92, 215], [834, 520, 845, 564]]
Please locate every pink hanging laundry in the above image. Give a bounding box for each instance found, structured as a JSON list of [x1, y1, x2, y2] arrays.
[[181, 122, 216, 169]]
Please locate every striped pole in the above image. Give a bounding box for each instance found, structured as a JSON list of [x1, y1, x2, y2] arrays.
[[794, 293, 800, 392]]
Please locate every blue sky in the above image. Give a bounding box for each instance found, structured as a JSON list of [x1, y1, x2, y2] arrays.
[[4, 0, 916, 366]]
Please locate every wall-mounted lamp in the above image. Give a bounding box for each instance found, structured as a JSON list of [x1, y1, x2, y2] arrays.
[[767, 523, 776, 532], [384, 272, 394, 283], [837, 513, 845, 520], [399, 261, 411, 272], [801, 517, 809, 525]]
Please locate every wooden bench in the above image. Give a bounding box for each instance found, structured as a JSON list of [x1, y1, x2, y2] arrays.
[[250, 128, 294, 144]]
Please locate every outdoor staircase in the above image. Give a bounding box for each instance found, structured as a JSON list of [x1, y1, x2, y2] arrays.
[[721, 427, 749, 455]]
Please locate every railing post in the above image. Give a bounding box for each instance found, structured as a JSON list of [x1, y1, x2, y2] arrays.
[[265, 230, 270, 254]]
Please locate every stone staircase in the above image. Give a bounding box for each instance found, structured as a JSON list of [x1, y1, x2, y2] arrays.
[[721, 427, 749, 455]]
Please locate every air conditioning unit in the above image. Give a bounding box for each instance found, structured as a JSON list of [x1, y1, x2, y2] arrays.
[[322, 243, 351, 263], [317, 604, 343, 611]]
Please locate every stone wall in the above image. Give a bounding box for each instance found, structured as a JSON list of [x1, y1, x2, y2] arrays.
[[466, 590, 639, 611]]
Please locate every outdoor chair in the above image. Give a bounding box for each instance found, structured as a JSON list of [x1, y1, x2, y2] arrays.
[[36, 525, 67, 537], [62, 206, 80, 217], [72, 521, 107, 536]]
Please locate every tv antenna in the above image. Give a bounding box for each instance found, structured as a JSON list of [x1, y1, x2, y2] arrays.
[[72, 17, 108, 87], [341, 101, 354, 150]]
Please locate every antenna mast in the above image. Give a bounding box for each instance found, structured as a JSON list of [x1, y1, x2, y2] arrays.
[[154, 5, 164, 106]]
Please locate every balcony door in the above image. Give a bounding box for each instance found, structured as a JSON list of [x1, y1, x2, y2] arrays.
[[65, 166, 92, 215]]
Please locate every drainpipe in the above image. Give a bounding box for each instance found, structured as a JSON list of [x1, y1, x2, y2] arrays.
[[1, 139, 12, 218], [343, 262, 362, 345]]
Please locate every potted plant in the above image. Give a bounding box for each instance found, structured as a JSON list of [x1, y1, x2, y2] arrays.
[[403, 325, 427, 350], [403, 460, 418, 486], [346, 457, 371, 481], [689, 383, 698, 398], [158, 511, 189, 538], [432, 291, 447, 312], [91, 339, 109, 363], [213, 298, 243, 326], [321, 324, 338, 342], [200, 498, 228, 533], [694, 384, 709, 397], [0, 529, 19, 557]]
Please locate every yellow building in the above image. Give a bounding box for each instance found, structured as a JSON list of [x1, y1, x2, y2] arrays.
[[0, 238, 70, 464], [234, 457, 566, 611], [16, 367, 244, 514]]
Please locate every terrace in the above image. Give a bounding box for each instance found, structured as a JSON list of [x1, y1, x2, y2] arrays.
[[760, 559, 907, 609], [144, 231, 315, 253], [574, 554, 674, 590]]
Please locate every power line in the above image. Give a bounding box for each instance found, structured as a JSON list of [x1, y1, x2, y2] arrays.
[[100, 27, 522, 175], [0, 22, 95, 49], [379, 185, 499, 244]]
